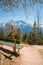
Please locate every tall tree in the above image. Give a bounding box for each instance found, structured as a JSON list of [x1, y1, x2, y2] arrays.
[[0, 27, 5, 38], [33, 21, 37, 35], [23, 33, 29, 43], [15, 28, 22, 43], [6, 20, 15, 40]]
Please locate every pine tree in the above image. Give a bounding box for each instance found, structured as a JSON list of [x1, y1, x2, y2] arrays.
[[33, 21, 37, 35], [23, 33, 29, 43], [0, 27, 5, 38], [15, 28, 22, 44]]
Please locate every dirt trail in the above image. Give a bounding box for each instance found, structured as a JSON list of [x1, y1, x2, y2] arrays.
[[14, 45, 43, 65], [0, 45, 43, 65]]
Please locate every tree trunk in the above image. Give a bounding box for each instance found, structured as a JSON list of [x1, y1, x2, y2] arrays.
[[13, 39, 16, 53]]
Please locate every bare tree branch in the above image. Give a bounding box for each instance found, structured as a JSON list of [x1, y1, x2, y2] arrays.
[[0, 0, 43, 18]]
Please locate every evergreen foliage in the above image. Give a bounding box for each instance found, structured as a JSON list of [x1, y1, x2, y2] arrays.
[[0, 21, 43, 45]]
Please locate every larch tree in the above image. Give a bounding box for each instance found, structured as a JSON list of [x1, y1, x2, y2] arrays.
[[6, 20, 15, 40]]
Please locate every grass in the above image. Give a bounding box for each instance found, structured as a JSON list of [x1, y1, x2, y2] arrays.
[[0, 47, 20, 65], [0, 52, 17, 65], [0, 59, 16, 65]]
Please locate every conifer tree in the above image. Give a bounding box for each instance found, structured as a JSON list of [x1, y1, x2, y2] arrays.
[[15, 28, 22, 44], [0, 27, 5, 38]]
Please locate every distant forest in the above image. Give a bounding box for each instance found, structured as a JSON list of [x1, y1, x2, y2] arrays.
[[0, 21, 43, 45]]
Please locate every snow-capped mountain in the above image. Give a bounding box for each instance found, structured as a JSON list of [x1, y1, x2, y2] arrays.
[[3, 20, 32, 34], [0, 20, 43, 34], [14, 20, 32, 34], [15, 20, 28, 27], [3, 20, 15, 35]]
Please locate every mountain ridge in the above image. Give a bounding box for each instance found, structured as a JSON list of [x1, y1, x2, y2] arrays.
[[0, 20, 43, 34]]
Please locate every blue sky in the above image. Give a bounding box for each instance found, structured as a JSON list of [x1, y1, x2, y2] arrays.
[[0, 1, 43, 27]]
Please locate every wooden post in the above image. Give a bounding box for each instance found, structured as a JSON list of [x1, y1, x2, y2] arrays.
[[13, 39, 16, 53], [18, 48, 20, 53]]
